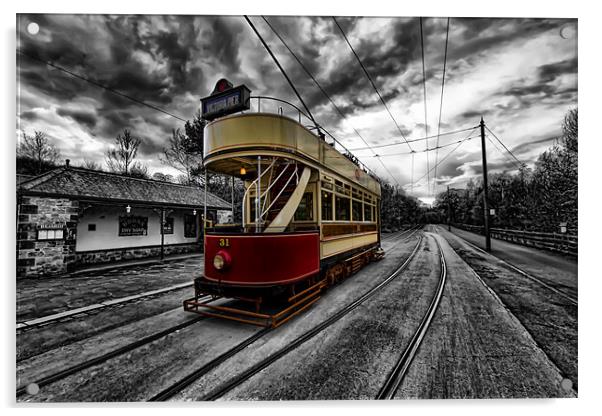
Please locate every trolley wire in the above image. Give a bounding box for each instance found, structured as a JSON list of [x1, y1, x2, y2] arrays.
[[332, 17, 413, 153], [486, 135, 523, 170], [261, 16, 401, 187], [412, 128, 477, 190], [419, 17, 430, 197], [17, 49, 188, 122], [244, 16, 317, 128], [349, 126, 477, 152], [485, 125, 526, 168], [433, 17, 451, 195], [369, 135, 479, 158]]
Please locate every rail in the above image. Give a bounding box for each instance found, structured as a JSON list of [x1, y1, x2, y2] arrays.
[[452, 223, 577, 256]]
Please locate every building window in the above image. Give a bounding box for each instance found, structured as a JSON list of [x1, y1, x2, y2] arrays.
[[119, 216, 148, 236], [37, 227, 64, 241], [352, 200, 362, 222], [335, 195, 350, 221], [163, 217, 174, 234], [321, 191, 333, 221], [294, 192, 313, 221], [184, 214, 197, 238], [88, 224, 96, 231]]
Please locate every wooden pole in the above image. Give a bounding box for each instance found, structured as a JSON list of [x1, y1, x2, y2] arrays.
[[480, 117, 491, 251], [447, 185, 451, 232]]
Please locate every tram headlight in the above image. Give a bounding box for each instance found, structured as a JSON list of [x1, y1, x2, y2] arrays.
[[213, 250, 231, 271], [213, 254, 225, 270]]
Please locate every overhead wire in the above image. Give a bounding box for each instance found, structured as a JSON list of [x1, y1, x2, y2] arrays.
[[18, 49, 188, 122], [332, 17, 413, 153], [348, 126, 477, 151], [486, 135, 523, 170], [244, 16, 318, 128], [369, 135, 479, 157], [433, 17, 451, 195], [485, 125, 525, 168], [419, 17, 429, 197], [411, 127, 477, 190], [260, 16, 401, 187]]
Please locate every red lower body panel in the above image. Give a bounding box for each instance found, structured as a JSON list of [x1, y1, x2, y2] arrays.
[[204, 232, 320, 287]]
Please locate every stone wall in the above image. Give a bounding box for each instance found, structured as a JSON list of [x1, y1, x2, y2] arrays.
[[17, 196, 79, 278], [75, 242, 200, 266]]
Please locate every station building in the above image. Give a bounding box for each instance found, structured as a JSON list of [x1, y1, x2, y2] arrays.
[[16, 163, 231, 278]]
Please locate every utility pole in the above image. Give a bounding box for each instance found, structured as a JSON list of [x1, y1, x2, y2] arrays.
[[480, 117, 491, 251], [447, 185, 451, 232]]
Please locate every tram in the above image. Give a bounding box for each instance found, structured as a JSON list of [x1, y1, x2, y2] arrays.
[[184, 80, 383, 327]]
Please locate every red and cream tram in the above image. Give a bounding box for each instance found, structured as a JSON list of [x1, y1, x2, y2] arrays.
[[184, 82, 383, 327]]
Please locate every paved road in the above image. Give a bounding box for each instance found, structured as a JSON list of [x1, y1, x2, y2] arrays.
[[17, 255, 203, 322], [449, 226, 577, 294]]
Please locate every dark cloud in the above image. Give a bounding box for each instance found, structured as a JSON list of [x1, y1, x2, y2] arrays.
[[537, 57, 577, 83], [56, 108, 97, 128]]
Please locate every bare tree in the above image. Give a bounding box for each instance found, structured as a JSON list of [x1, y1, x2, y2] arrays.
[[82, 159, 103, 171], [160, 128, 200, 184], [17, 131, 61, 174], [105, 129, 143, 175]]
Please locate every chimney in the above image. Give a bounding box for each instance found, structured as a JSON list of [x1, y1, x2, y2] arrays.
[[65, 159, 70, 168]]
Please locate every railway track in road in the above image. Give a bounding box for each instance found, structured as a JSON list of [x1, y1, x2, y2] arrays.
[[439, 225, 577, 305], [164, 230, 424, 402], [18, 228, 421, 401], [376, 234, 447, 399], [17, 314, 208, 398]]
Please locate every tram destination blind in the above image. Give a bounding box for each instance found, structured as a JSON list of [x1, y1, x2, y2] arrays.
[[201, 85, 250, 121]]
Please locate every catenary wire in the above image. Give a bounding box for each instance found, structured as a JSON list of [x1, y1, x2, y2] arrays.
[[332, 17, 413, 152], [244, 16, 317, 128], [349, 126, 477, 152], [369, 135, 479, 157], [419, 17, 430, 197], [485, 125, 525, 167], [261, 16, 401, 187], [18, 49, 188, 122], [433, 17, 451, 195]]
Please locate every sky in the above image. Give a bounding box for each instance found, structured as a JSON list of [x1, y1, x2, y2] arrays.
[[16, 14, 577, 204]]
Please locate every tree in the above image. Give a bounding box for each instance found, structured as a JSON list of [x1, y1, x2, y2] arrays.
[[82, 159, 103, 171], [17, 131, 61, 174], [161, 128, 200, 184], [562, 108, 577, 154], [105, 129, 145, 176], [152, 172, 175, 183]]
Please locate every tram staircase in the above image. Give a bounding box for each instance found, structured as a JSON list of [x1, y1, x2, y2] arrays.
[[263, 163, 311, 233], [265, 163, 299, 223]]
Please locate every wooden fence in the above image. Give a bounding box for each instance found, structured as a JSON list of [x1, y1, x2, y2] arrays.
[[453, 223, 577, 257]]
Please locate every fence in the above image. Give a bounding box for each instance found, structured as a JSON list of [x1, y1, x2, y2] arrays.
[[453, 223, 577, 257]]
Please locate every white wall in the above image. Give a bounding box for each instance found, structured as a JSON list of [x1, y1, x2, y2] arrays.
[[76, 205, 198, 252]]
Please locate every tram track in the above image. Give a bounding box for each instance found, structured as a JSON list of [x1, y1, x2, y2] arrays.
[[376, 234, 447, 399], [159, 231, 424, 401], [18, 228, 421, 401]]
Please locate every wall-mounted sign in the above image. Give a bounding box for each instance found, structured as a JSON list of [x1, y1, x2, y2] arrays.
[[163, 217, 174, 235], [119, 216, 148, 236], [200, 80, 251, 121]]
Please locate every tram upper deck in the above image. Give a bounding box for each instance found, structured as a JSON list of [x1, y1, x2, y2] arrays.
[[203, 112, 381, 197]]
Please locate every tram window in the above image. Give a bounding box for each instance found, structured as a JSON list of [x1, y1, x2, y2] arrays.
[[321, 191, 333, 221], [372, 206, 376, 222], [352, 200, 362, 222], [364, 203, 372, 222], [295, 193, 314, 221], [335, 195, 351, 221], [321, 181, 333, 190]]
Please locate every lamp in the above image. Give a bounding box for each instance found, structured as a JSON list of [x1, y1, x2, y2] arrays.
[[193, 209, 197, 216], [126, 205, 131, 214], [240, 166, 246, 175]]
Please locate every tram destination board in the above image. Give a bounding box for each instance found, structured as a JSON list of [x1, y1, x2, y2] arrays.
[[201, 85, 251, 121]]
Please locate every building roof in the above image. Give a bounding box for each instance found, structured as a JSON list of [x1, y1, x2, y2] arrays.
[[17, 174, 34, 186], [18, 166, 231, 210]]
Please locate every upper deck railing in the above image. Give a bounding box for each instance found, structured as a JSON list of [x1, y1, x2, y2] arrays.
[[244, 96, 378, 181]]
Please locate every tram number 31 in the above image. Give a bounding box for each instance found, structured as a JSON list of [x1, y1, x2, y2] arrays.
[[218, 238, 230, 247]]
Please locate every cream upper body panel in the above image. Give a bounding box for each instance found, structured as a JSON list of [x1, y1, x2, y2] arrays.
[[204, 113, 381, 197]]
